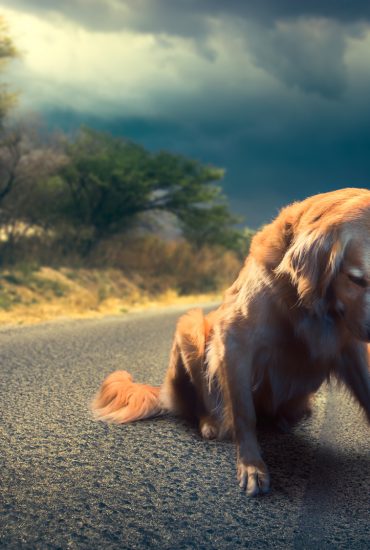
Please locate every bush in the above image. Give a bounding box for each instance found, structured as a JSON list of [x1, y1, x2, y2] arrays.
[[0, 231, 249, 298], [89, 234, 242, 295]]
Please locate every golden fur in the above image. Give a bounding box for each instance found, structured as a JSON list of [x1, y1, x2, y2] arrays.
[[92, 188, 370, 496]]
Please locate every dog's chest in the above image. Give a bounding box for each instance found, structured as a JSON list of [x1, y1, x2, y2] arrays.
[[252, 330, 331, 412]]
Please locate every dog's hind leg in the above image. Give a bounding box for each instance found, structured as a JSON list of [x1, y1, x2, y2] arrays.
[[160, 308, 221, 438], [160, 338, 199, 422]]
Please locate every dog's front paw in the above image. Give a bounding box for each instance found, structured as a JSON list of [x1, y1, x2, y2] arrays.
[[237, 460, 270, 496], [199, 416, 219, 440]]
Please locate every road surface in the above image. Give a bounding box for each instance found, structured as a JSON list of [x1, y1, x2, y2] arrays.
[[0, 307, 369, 549]]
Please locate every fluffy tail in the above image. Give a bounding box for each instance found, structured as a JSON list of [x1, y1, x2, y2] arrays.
[[91, 370, 163, 424]]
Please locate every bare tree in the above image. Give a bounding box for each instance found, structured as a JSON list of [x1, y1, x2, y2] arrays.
[[0, 16, 18, 126], [0, 121, 67, 251]]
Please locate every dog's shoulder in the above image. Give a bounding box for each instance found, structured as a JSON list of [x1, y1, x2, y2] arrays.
[[249, 201, 300, 271]]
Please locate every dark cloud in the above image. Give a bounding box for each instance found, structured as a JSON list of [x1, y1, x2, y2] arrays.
[[3, 0, 365, 100], [0, 0, 209, 36], [3, 0, 370, 35], [244, 18, 349, 98], [42, 92, 370, 227], [3, 0, 370, 225]]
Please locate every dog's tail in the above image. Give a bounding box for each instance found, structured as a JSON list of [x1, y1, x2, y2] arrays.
[[91, 370, 164, 424]]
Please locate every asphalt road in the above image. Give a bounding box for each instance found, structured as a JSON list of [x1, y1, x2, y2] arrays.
[[0, 306, 369, 550]]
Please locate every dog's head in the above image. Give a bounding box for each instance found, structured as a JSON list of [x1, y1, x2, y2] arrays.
[[330, 226, 370, 341], [260, 188, 370, 341]]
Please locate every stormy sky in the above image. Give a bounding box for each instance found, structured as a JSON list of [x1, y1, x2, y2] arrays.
[[1, 1, 370, 226]]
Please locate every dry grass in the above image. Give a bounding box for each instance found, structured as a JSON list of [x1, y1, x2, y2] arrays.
[[90, 234, 242, 294], [0, 288, 220, 326], [0, 266, 222, 326], [0, 236, 243, 326]]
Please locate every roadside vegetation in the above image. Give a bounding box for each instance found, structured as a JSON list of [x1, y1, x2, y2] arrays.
[[0, 18, 255, 324]]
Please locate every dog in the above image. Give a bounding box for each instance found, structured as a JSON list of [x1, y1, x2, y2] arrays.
[[92, 187, 370, 496]]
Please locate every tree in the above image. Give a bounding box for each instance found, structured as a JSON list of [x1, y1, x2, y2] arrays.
[[0, 122, 67, 260], [59, 127, 242, 252], [59, 128, 155, 242], [179, 202, 243, 251], [0, 17, 18, 126], [0, 17, 22, 222]]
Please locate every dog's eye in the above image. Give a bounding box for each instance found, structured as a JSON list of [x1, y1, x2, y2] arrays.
[[347, 273, 367, 288]]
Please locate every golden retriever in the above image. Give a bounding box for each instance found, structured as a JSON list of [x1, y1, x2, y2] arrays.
[[92, 187, 370, 496]]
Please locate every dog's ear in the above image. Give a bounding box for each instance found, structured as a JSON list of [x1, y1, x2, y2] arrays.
[[275, 227, 343, 311]]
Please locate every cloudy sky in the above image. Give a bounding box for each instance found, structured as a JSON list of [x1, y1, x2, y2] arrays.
[[1, 1, 370, 226]]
